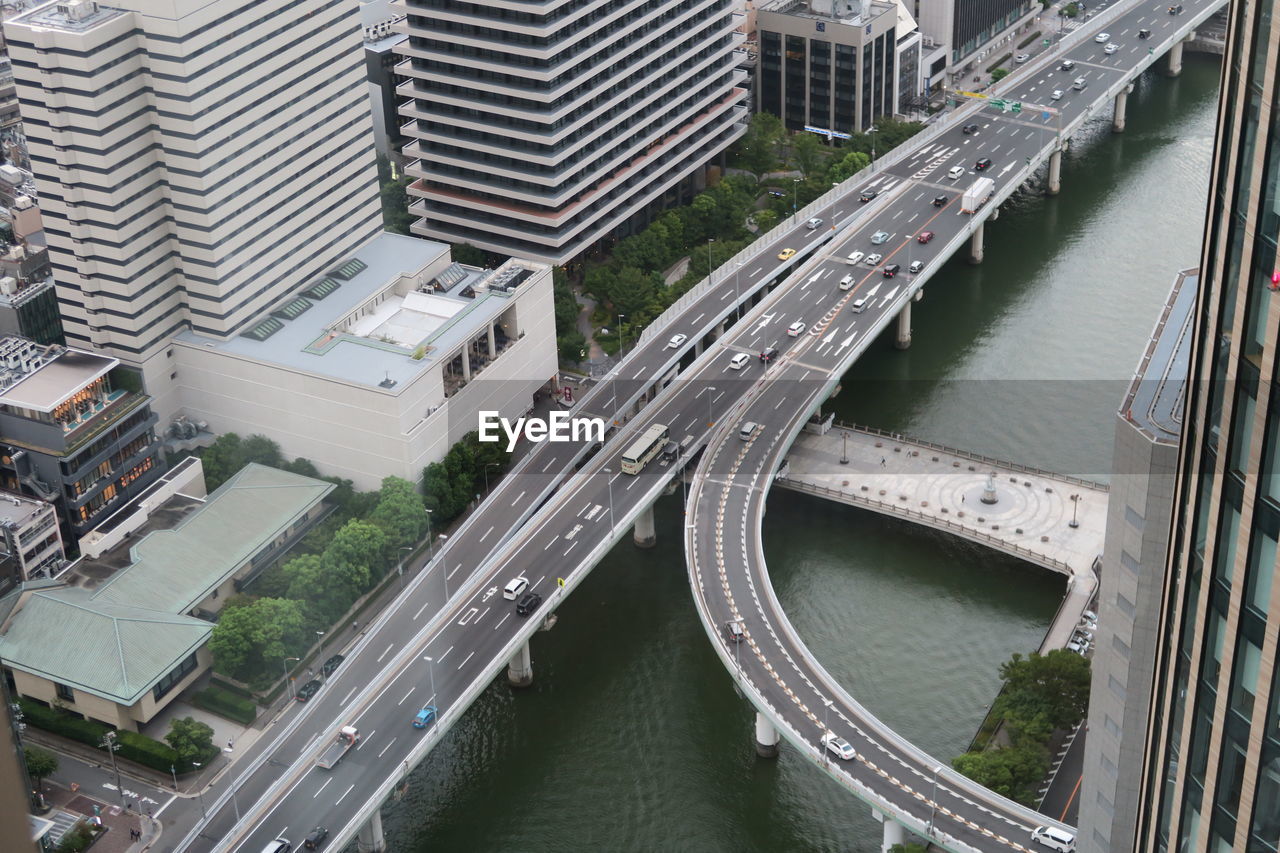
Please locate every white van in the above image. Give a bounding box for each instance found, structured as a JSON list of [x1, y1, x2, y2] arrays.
[[1072, 76, 1087, 90], [850, 296, 869, 313], [739, 421, 759, 440], [503, 576, 529, 600], [947, 165, 966, 179], [728, 352, 751, 370], [1031, 825, 1076, 852], [838, 274, 855, 290], [261, 840, 292, 853]]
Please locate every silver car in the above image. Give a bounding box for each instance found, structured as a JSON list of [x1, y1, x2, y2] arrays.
[[870, 231, 890, 244]]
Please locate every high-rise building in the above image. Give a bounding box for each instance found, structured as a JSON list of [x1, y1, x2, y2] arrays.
[[2, 0, 382, 416], [396, 0, 750, 264], [1134, 0, 1280, 847]]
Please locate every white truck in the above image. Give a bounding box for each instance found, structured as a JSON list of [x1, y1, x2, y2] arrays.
[[317, 725, 359, 769], [960, 177, 995, 214]]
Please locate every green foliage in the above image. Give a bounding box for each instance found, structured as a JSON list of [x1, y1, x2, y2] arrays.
[[753, 208, 779, 234], [996, 650, 1091, 732], [1063, 1, 1079, 15], [108, 366, 143, 394], [17, 699, 181, 774], [116, 729, 184, 771], [791, 131, 826, 176], [421, 431, 514, 524], [991, 67, 1011, 81], [828, 149, 872, 185], [369, 476, 426, 550], [196, 433, 286, 491], [284, 553, 368, 624], [952, 742, 1049, 805], [56, 822, 97, 853], [558, 330, 587, 363], [209, 597, 309, 682], [379, 170, 412, 234], [164, 716, 217, 766], [731, 111, 784, 174], [24, 745, 57, 784], [191, 686, 258, 726], [452, 243, 494, 266]]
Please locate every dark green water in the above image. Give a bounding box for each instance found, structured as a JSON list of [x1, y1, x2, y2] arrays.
[[383, 55, 1221, 853]]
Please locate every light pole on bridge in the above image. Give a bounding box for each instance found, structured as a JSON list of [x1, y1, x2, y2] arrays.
[[603, 467, 616, 535], [425, 655, 438, 715], [397, 546, 413, 593], [279, 656, 300, 709], [928, 764, 942, 837], [703, 385, 717, 429], [1069, 493, 1081, 528]]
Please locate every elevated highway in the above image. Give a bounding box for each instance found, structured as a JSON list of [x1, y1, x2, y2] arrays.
[[173, 0, 1223, 848]]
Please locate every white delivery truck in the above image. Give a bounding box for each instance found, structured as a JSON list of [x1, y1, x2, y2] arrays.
[[960, 177, 995, 214]]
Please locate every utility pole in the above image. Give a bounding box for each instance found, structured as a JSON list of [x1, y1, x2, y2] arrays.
[[100, 731, 125, 809]]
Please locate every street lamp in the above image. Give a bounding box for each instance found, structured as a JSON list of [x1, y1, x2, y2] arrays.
[[483, 462, 500, 495], [397, 546, 412, 593], [100, 731, 125, 809], [190, 762, 208, 819], [928, 764, 942, 837], [1069, 493, 1081, 528], [280, 656, 300, 707], [792, 177, 801, 215], [603, 467, 616, 534], [315, 631, 326, 676], [821, 698, 834, 760], [425, 507, 435, 561], [707, 237, 715, 284], [703, 385, 717, 429], [868, 125, 878, 165], [424, 655, 438, 710]]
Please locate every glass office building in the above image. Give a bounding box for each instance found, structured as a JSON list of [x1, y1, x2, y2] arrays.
[[1137, 0, 1280, 849]]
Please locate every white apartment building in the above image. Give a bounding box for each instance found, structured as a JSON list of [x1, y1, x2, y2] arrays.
[[395, 0, 751, 264], [2, 0, 382, 417]]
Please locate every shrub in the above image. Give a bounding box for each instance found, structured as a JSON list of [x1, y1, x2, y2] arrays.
[[192, 686, 258, 726], [19, 699, 181, 773], [115, 730, 182, 773], [56, 822, 96, 853]]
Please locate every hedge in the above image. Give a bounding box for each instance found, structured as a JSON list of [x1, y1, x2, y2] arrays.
[[208, 676, 256, 701], [192, 686, 258, 726], [987, 52, 1012, 71], [1018, 30, 1042, 49], [19, 698, 183, 773]]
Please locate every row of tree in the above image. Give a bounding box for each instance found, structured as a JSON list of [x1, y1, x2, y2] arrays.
[[421, 430, 514, 524], [951, 650, 1091, 805]]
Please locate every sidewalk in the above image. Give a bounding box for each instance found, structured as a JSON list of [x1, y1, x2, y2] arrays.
[[43, 780, 155, 853]]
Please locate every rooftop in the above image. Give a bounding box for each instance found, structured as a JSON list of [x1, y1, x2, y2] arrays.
[[0, 464, 334, 705], [760, 0, 897, 26], [175, 231, 541, 391], [0, 337, 116, 413], [0, 490, 52, 530], [10, 0, 123, 32], [1121, 268, 1196, 443]]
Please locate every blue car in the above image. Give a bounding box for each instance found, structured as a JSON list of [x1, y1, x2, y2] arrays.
[[413, 705, 437, 729]]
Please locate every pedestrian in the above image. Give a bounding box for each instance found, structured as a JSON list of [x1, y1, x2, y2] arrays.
[[880, 456, 886, 467], [352, 620, 359, 633], [226, 738, 234, 750], [962, 495, 966, 503]]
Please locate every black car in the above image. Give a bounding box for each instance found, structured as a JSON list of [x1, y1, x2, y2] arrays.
[[303, 827, 329, 851], [859, 190, 877, 203], [759, 345, 779, 364], [961, 123, 979, 135], [1138, 27, 1151, 38], [295, 679, 321, 702], [882, 264, 901, 278], [1060, 59, 1076, 71], [932, 194, 948, 207], [516, 591, 543, 616], [321, 654, 344, 678], [975, 157, 992, 171]]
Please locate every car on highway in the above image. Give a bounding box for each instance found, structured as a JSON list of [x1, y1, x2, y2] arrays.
[[859, 189, 877, 202], [1051, 89, 1064, 100], [909, 260, 925, 274], [759, 345, 779, 363], [787, 320, 807, 337], [917, 230, 934, 244], [503, 575, 529, 600], [961, 123, 979, 135], [516, 591, 542, 616], [665, 333, 687, 349], [321, 654, 344, 678], [738, 421, 759, 440], [1060, 58, 1076, 71], [728, 352, 751, 370], [845, 250, 865, 264], [975, 157, 992, 171], [882, 263, 900, 278], [777, 248, 797, 260], [1015, 53, 1030, 63], [870, 230, 890, 244], [822, 732, 857, 760], [295, 679, 321, 702], [864, 253, 882, 266], [850, 296, 869, 313], [838, 274, 855, 290], [1031, 825, 1077, 851], [1104, 42, 1119, 54], [946, 165, 965, 179], [723, 620, 745, 643], [262, 839, 291, 853], [412, 706, 438, 728], [932, 194, 948, 207], [303, 827, 330, 851], [805, 217, 823, 229], [1094, 32, 1110, 42], [1138, 28, 1151, 38]]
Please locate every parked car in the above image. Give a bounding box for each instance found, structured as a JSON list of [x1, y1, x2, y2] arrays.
[[777, 248, 797, 260], [917, 231, 934, 244], [413, 706, 437, 729], [321, 654, 344, 678], [295, 680, 321, 702]]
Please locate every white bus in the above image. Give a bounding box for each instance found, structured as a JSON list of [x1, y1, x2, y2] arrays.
[[620, 424, 670, 474]]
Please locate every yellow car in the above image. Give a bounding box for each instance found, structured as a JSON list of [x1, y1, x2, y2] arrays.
[[777, 248, 797, 261]]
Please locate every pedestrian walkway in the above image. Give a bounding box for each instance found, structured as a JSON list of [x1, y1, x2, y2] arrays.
[[42, 780, 154, 853]]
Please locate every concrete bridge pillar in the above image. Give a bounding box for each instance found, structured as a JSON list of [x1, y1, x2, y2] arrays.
[[754, 711, 780, 757], [633, 504, 657, 548], [1047, 148, 1063, 195], [508, 640, 533, 687], [356, 810, 386, 852], [1166, 39, 1184, 76], [894, 302, 912, 350], [912, 287, 923, 303], [989, 206, 1000, 222], [968, 220, 985, 264], [714, 320, 726, 339], [873, 810, 906, 853], [1113, 83, 1134, 132]]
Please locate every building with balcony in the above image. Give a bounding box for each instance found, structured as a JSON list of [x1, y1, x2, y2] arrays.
[[756, 0, 923, 133], [361, 0, 409, 164], [0, 488, 63, 594], [2, 0, 382, 418], [1077, 270, 1193, 853], [0, 336, 165, 542], [0, 460, 333, 733], [171, 232, 558, 491], [396, 0, 750, 264]]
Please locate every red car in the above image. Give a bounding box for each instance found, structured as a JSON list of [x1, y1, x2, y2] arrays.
[[917, 231, 934, 244]]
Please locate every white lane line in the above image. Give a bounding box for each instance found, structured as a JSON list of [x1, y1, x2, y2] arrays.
[[693, 312, 705, 324], [774, 396, 788, 409], [541, 458, 554, 472], [412, 599, 431, 620], [342, 686, 357, 705], [564, 541, 579, 557], [495, 612, 512, 630], [458, 607, 478, 625], [543, 538, 555, 550], [448, 563, 461, 580], [398, 686, 415, 705], [336, 784, 355, 805], [314, 778, 333, 798], [585, 504, 603, 521], [458, 650, 476, 670], [480, 525, 494, 542], [475, 606, 490, 625], [511, 489, 525, 506], [438, 645, 454, 663], [378, 738, 397, 759], [376, 643, 395, 663], [150, 795, 179, 818]]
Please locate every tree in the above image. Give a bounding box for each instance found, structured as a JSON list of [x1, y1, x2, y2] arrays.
[[734, 112, 782, 175], [828, 150, 872, 184], [558, 330, 587, 363], [380, 172, 412, 234], [24, 745, 57, 788], [238, 434, 283, 469], [325, 519, 388, 584], [991, 67, 1011, 81], [996, 650, 1091, 732], [199, 433, 243, 491], [209, 597, 309, 681], [753, 209, 779, 234], [284, 553, 369, 624], [164, 717, 216, 767], [791, 131, 826, 177], [369, 476, 426, 550], [952, 743, 1048, 805]]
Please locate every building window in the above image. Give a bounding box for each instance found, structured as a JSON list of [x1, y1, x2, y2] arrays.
[[152, 652, 198, 703], [55, 682, 74, 702]]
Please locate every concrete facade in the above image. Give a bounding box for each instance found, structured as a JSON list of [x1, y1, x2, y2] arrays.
[[0, 489, 63, 592], [1077, 271, 1193, 853]]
